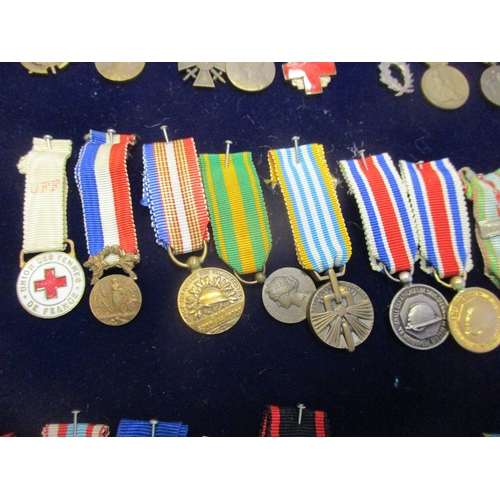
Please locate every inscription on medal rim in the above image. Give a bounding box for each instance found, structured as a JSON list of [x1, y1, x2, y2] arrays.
[[17, 251, 85, 319]]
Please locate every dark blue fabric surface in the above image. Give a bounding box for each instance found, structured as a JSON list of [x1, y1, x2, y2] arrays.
[[1, 62, 499, 436]]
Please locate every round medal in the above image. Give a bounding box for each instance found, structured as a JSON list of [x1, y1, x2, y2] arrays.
[[307, 280, 374, 351], [226, 63, 276, 92], [21, 62, 69, 74], [447, 287, 500, 353], [178, 268, 245, 334], [480, 65, 500, 106], [17, 251, 85, 319], [262, 267, 316, 324], [421, 64, 469, 110], [95, 62, 145, 82], [389, 284, 449, 350], [89, 274, 142, 326]]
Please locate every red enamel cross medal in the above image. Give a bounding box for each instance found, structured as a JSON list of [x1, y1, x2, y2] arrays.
[[282, 62, 336, 95]]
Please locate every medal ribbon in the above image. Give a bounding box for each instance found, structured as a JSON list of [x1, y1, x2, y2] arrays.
[[199, 152, 272, 275], [42, 423, 110, 437], [260, 405, 330, 437], [339, 153, 417, 275], [142, 138, 209, 254], [268, 143, 351, 273], [459, 167, 500, 287], [116, 419, 189, 437], [18, 138, 72, 254], [399, 158, 472, 279], [75, 130, 138, 260]]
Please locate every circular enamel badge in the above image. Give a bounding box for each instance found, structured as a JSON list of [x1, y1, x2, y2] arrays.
[[16, 251, 86, 318]]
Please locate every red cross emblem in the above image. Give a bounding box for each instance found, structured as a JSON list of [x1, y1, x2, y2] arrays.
[[282, 62, 337, 95], [34, 268, 67, 299]]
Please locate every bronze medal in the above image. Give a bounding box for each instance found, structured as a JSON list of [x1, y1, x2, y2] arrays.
[[178, 267, 245, 334], [421, 63, 469, 110]]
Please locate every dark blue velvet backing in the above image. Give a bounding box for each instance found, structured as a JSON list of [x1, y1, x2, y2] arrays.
[[1, 62, 499, 436]]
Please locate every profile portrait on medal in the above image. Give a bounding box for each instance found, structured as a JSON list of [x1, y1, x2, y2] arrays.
[[458, 297, 498, 342], [265, 275, 309, 311]]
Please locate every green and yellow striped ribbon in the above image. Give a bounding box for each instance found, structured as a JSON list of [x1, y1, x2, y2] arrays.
[[459, 166, 500, 288], [199, 152, 272, 276]]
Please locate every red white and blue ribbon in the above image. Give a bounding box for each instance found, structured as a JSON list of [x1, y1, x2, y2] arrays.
[[399, 158, 473, 279], [339, 153, 418, 275], [42, 423, 110, 437], [116, 419, 188, 437], [141, 137, 209, 255], [75, 130, 138, 261]]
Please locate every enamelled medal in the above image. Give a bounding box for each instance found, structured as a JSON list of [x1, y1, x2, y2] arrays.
[[16, 136, 85, 318], [75, 129, 141, 326], [399, 158, 500, 353], [198, 142, 272, 319], [142, 128, 244, 334], [268, 138, 373, 352], [339, 152, 449, 350]]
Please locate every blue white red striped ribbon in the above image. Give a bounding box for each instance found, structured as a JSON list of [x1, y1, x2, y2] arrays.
[[116, 419, 188, 437], [399, 158, 472, 279], [75, 130, 138, 260], [339, 153, 418, 275], [42, 423, 110, 437], [268, 144, 351, 273], [141, 138, 209, 254]]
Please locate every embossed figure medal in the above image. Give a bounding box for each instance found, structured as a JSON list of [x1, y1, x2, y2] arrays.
[[339, 152, 449, 350], [199, 142, 272, 318], [75, 129, 141, 326], [268, 139, 373, 351], [480, 63, 500, 106], [400, 158, 500, 353], [16, 136, 85, 318], [421, 63, 469, 110], [142, 128, 244, 334]]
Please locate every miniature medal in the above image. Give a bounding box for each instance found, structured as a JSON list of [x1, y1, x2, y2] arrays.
[[282, 62, 336, 95], [179, 63, 226, 87], [226, 63, 276, 92], [421, 63, 469, 109], [21, 63, 69, 74], [339, 152, 449, 350], [480, 64, 500, 106], [16, 136, 85, 319], [268, 138, 373, 350], [400, 158, 500, 353], [95, 62, 145, 82], [378, 63, 414, 96], [199, 142, 272, 310], [75, 129, 141, 326], [459, 167, 500, 288], [142, 127, 244, 335]]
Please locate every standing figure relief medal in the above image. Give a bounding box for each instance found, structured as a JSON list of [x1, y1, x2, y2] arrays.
[[399, 158, 500, 353], [75, 130, 141, 326], [142, 128, 243, 335], [199, 142, 272, 327], [268, 139, 373, 352], [16, 136, 85, 318], [339, 152, 449, 350]]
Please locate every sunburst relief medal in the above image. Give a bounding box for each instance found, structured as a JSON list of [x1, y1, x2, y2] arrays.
[[268, 138, 373, 351], [142, 128, 244, 334], [75, 129, 141, 326]]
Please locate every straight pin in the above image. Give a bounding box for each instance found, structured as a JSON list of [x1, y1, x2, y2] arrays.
[[43, 135, 52, 150], [359, 149, 369, 170], [72, 410, 80, 437], [150, 419, 159, 437], [225, 140, 232, 169], [107, 129, 116, 144], [297, 403, 306, 425], [292, 136, 300, 165], [160, 125, 169, 144]]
